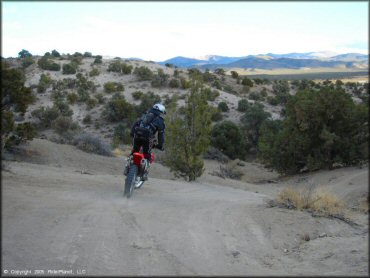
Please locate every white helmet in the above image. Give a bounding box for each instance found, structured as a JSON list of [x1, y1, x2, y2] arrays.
[[153, 103, 166, 114]]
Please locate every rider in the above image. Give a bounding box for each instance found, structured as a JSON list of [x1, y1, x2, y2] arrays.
[[127, 103, 166, 180]]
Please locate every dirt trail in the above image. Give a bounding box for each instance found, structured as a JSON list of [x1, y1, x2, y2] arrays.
[[2, 140, 368, 276]]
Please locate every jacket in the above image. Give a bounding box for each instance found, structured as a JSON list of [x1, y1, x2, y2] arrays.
[[130, 108, 166, 148]]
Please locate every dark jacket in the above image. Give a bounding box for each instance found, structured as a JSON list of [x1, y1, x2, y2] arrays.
[[131, 108, 166, 148]]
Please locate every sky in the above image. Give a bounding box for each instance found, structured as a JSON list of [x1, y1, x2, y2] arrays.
[[2, 1, 368, 61]]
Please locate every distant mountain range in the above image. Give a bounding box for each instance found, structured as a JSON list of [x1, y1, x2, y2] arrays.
[[157, 52, 368, 70]]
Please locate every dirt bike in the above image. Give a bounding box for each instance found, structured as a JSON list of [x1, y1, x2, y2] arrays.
[[123, 142, 157, 198]]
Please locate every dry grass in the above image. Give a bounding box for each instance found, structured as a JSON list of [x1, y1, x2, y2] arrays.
[[112, 147, 125, 157], [276, 185, 345, 216]]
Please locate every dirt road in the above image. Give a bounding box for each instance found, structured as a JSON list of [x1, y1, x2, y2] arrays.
[[2, 140, 368, 276]]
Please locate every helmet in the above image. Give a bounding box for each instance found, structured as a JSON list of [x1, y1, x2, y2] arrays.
[[153, 103, 166, 114]]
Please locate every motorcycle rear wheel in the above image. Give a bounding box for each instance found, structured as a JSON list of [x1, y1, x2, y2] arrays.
[[124, 165, 138, 198]]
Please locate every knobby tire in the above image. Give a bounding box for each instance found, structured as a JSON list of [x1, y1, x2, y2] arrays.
[[124, 165, 138, 198]]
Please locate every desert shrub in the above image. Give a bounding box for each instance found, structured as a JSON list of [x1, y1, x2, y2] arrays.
[[223, 84, 237, 94], [75, 89, 89, 103], [202, 70, 217, 83], [93, 55, 103, 64], [209, 106, 223, 122], [51, 90, 67, 102], [248, 91, 264, 101], [112, 123, 132, 146], [103, 93, 136, 123], [169, 78, 180, 88], [37, 74, 53, 93], [52, 116, 78, 134], [94, 93, 105, 104], [135, 92, 161, 115], [210, 165, 243, 180], [267, 96, 279, 106], [132, 91, 144, 100], [211, 121, 247, 159], [253, 78, 264, 85], [53, 78, 76, 91], [121, 63, 133, 74], [241, 77, 253, 87], [212, 80, 222, 90], [67, 93, 78, 104], [86, 98, 97, 110], [187, 68, 203, 81], [108, 60, 122, 73], [218, 101, 229, 112], [203, 88, 220, 101], [180, 78, 191, 89], [151, 69, 169, 88], [104, 81, 124, 93], [31, 106, 60, 128], [203, 146, 229, 163], [72, 132, 112, 156], [53, 100, 73, 117], [83, 114, 92, 124], [76, 73, 96, 92], [260, 88, 268, 97], [62, 63, 77, 74], [237, 99, 250, 112], [258, 87, 368, 174], [37, 57, 61, 71], [89, 68, 100, 77], [134, 66, 154, 81], [272, 80, 290, 104], [22, 56, 35, 68]]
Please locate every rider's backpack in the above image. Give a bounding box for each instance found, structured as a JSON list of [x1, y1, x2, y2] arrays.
[[134, 112, 157, 140]]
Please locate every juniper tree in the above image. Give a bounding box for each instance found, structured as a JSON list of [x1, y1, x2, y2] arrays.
[[165, 80, 212, 181]]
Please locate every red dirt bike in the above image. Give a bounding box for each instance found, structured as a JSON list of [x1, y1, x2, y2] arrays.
[[123, 145, 155, 198]]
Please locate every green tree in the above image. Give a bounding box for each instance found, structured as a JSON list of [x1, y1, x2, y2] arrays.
[[231, 71, 239, 79], [211, 121, 246, 159], [240, 102, 270, 150], [258, 87, 368, 174], [51, 49, 61, 57], [18, 49, 32, 58], [2, 67, 35, 114], [214, 68, 225, 76], [165, 81, 212, 181]]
